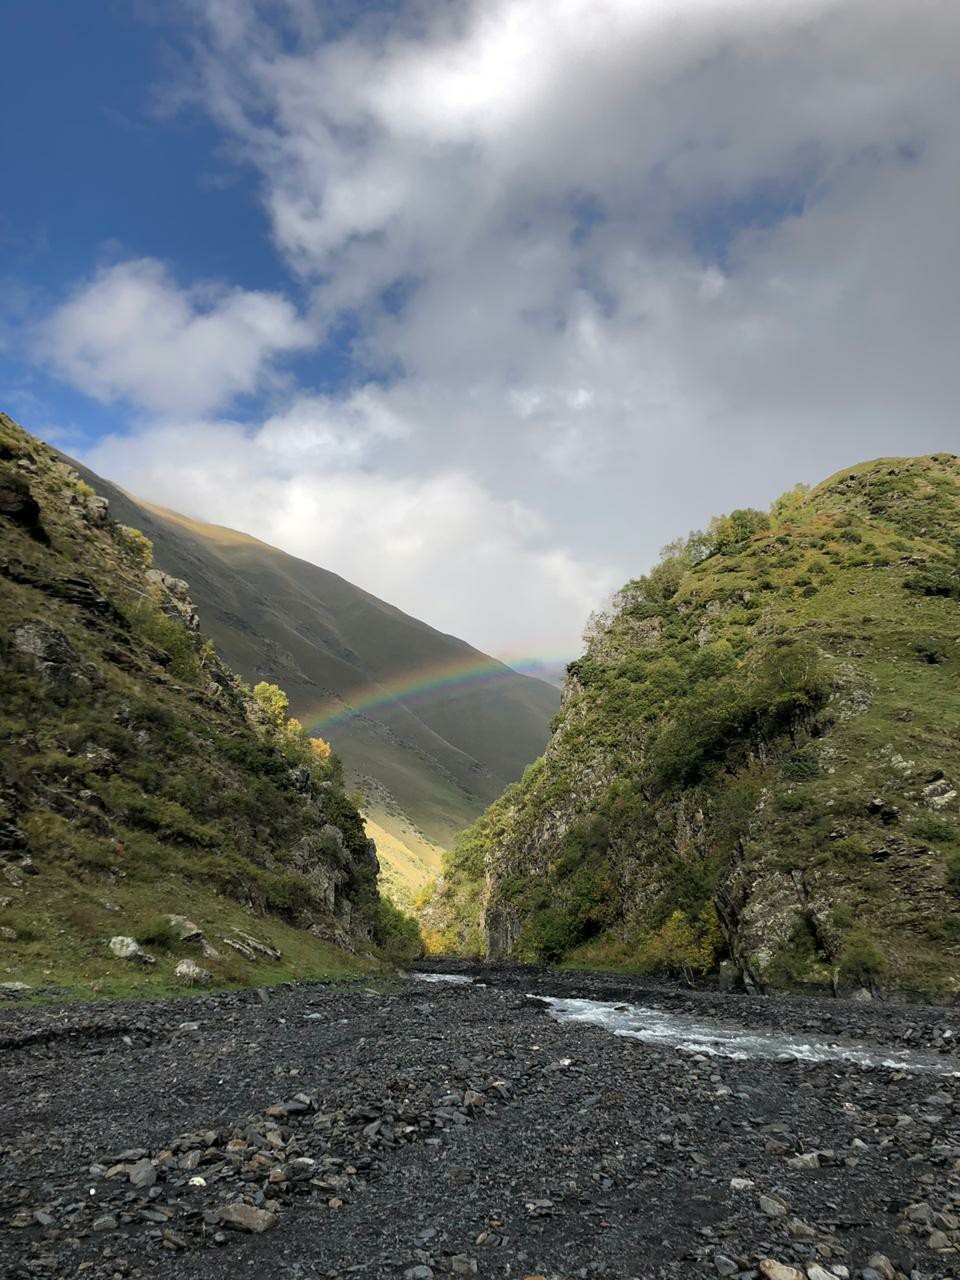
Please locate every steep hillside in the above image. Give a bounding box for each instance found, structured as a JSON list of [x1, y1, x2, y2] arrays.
[[62, 456, 559, 867], [429, 456, 960, 994], [0, 413, 415, 998]]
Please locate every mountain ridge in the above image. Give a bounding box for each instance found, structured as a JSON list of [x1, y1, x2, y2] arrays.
[[0, 411, 418, 997], [60, 454, 559, 881], [428, 452, 960, 993]]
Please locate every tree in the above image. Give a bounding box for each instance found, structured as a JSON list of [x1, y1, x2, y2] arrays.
[[253, 681, 289, 730]]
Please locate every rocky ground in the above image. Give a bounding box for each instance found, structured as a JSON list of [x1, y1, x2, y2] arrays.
[[1, 969, 959, 1280]]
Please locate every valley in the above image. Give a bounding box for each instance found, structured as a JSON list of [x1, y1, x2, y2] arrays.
[[61, 453, 559, 884], [1, 968, 958, 1280]]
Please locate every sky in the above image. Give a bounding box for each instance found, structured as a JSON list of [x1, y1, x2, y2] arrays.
[[2, 0, 959, 668]]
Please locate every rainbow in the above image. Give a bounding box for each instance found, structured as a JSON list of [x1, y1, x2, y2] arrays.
[[303, 652, 567, 737]]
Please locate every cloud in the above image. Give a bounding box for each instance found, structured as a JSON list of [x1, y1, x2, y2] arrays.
[[41, 258, 312, 416], [37, 0, 960, 657], [79, 416, 616, 657]]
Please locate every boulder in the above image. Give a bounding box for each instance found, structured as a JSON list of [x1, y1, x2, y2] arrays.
[[175, 959, 212, 986], [167, 914, 203, 943], [108, 936, 156, 965]]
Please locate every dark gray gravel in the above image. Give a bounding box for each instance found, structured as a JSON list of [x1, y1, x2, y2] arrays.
[[1, 970, 959, 1280]]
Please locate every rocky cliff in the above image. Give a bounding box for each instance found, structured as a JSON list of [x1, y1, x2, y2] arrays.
[[0, 413, 411, 997], [428, 455, 960, 994]]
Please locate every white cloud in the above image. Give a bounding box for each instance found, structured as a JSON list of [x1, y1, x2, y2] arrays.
[[79, 418, 616, 657], [38, 0, 960, 658], [42, 258, 312, 416]]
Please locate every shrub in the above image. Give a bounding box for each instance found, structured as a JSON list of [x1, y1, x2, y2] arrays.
[[137, 915, 180, 951], [636, 904, 722, 982], [371, 898, 422, 963], [838, 930, 886, 984], [913, 815, 958, 845], [127, 599, 202, 682], [115, 524, 154, 566]]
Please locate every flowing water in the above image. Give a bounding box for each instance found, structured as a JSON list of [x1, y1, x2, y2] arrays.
[[412, 974, 958, 1075], [536, 994, 960, 1076]]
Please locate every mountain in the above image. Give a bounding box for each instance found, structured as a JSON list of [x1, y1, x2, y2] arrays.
[[427, 455, 960, 994], [60, 452, 559, 900], [0, 412, 418, 997]]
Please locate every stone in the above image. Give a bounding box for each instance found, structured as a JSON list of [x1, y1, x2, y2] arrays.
[[128, 1158, 157, 1189], [0, 982, 32, 993], [786, 1151, 820, 1169], [759, 1263, 805, 1280], [108, 936, 156, 965], [451, 1259, 477, 1276], [217, 1202, 278, 1233], [924, 778, 957, 809], [926, 1230, 950, 1250], [13, 622, 84, 685], [175, 958, 212, 985], [167, 915, 203, 943], [404, 1268, 433, 1280], [759, 1193, 789, 1217], [0, 926, 16, 942], [805, 1268, 834, 1280], [92, 1215, 118, 1232], [865, 1256, 894, 1280], [0, 468, 49, 543], [84, 494, 110, 525], [714, 1256, 738, 1276], [730, 1177, 755, 1191]]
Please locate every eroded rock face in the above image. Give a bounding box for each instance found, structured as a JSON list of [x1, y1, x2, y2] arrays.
[[146, 568, 201, 632], [484, 902, 522, 960], [0, 467, 49, 544], [13, 623, 88, 687]]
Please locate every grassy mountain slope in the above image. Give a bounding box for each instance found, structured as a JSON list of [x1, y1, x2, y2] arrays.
[[62, 459, 559, 859], [428, 455, 960, 994], [0, 413, 414, 998]]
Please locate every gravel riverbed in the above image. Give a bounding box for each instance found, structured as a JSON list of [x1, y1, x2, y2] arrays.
[[1, 970, 959, 1280]]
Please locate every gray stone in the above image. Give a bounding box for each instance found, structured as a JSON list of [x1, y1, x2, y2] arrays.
[[0, 926, 17, 942], [175, 958, 212, 985], [128, 1158, 157, 1189], [759, 1193, 789, 1217], [786, 1151, 820, 1169], [108, 936, 156, 965], [92, 1215, 118, 1232], [217, 1202, 278, 1233], [865, 1256, 894, 1280], [13, 622, 85, 686], [167, 915, 203, 943], [759, 1264, 804, 1280], [404, 1268, 433, 1280], [451, 1259, 477, 1276], [715, 1256, 738, 1277]]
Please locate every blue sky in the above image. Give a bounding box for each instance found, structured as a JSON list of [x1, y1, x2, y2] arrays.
[[2, 1, 959, 659]]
